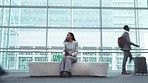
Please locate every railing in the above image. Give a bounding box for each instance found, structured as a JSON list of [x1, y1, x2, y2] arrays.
[[0, 49, 148, 71]]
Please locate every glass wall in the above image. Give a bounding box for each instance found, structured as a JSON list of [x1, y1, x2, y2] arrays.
[[0, 0, 148, 71]]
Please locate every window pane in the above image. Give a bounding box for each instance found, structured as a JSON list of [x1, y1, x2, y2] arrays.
[[47, 29, 100, 47], [47, 29, 70, 46], [20, 8, 47, 26], [9, 28, 18, 47], [48, 9, 71, 27], [11, 0, 47, 6], [0, 0, 2, 5], [139, 30, 148, 62], [102, 29, 138, 48], [102, 29, 122, 48], [10, 8, 20, 26], [1, 52, 9, 69], [102, 0, 134, 7], [139, 30, 148, 49], [72, 29, 100, 47], [18, 28, 46, 46], [1, 8, 10, 26], [73, 9, 100, 27], [138, 10, 148, 28], [48, 0, 71, 6], [2, 0, 10, 5], [0, 28, 11, 48], [137, 0, 148, 7], [0, 8, 2, 25], [18, 57, 32, 70], [72, 0, 100, 6], [102, 9, 135, 27], [82, 57, 97, 62], [7, 8, 47, 26]]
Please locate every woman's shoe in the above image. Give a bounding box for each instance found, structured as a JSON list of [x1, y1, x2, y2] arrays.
[[121, 71, 130, 75], [62, 71, 67, 77], [65, 71, 71, 77], [60, 71, 64, 77], [68, 72, 71, 77]]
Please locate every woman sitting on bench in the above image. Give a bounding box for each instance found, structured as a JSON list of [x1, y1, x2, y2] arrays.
[[59, 32, 78, 78]]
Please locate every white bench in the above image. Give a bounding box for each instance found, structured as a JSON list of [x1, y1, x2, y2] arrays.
[[28, 62, 109, 77]]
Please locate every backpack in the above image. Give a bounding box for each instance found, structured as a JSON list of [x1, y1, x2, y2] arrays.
[[118, 37, 126, 48]]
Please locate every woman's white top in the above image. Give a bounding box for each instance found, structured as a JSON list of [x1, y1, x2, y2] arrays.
[[63, 41, 78, 57]]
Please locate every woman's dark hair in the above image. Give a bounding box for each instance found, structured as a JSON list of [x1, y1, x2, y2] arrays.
[[123, 25, 129, 31], [64, 32, 76, 42]]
